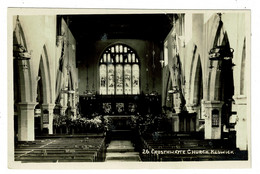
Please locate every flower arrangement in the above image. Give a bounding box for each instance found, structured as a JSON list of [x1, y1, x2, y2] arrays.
[[104, 116, 114, 131], [53, 114, 68, 127], [53, 114, 104, 134]]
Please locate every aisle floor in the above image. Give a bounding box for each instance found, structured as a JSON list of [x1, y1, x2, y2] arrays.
[[105, 140, 141, 162]]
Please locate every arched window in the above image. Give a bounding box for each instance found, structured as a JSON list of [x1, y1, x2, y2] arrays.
[[99, 44, 140, 95]]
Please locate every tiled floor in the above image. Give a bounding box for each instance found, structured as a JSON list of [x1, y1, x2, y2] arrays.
[[105, 140, 141, 162]]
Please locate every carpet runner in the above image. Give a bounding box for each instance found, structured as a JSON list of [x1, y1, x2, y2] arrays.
[[105, 140, 141, 162]]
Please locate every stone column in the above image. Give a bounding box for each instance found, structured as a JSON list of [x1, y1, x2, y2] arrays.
[[71, 106, 77, 119], [167, 112, 179, 132], [17, 102, 37, 141], [187, 104, 200, 131], [60, 106, 67, 116], [70, 93, 77, 118], [174, 106, 182, 114], [174, 94, 182, 114], [41, 103, 55, 134], [233, 95, 248, 150], [203, 101, 224, 139], [60, 92, 67, 115]]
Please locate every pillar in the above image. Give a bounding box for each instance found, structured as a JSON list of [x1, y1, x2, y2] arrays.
[[203, 101, 224, 139], [71, 106, 77, 119], [167, 112, 179, 132], [60, 92, 67, 115], [60, 106, 67, 116], [70, 93, 77, 118], [233, 95, 248, 150], [187, 104, 200, 131], [41, 103, 55, 134], [17, 102, 37, 141], [173, 93, 182, 114]]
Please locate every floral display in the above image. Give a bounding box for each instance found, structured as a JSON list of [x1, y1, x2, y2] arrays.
[[53, 114, 104, 134]]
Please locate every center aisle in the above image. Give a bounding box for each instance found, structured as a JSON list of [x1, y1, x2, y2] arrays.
[[105, 140, 141, 162]]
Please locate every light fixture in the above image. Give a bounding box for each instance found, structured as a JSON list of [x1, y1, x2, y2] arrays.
[[209, 13, 234, 61], [61, 89, 75, 94], [13, 44, 32, 60], [13, 16, 32, 60], [168, 86, 179, 94], [160, 59, 164, 68], [160, 51, 164, 68], [83, 90, 93, 96], [152, 49, 156, 69], [149, 91, 158, 96], [209, 45, 234, 61]]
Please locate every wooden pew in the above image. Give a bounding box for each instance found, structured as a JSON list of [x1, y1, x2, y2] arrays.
[[15, 137, 106, 163]]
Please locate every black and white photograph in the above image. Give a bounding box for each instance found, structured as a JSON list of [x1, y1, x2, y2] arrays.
[[6, 7, 252, 170]]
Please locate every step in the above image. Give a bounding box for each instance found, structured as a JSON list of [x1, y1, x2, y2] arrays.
[[106, 152, 139, 157], [106, 140, 135, 152], [105, 153, 141, 161], [107, 147, 135, 153]]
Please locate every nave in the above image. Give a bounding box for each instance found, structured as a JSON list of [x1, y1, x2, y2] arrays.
[[11, 10, 249, 164], [14, 129, 247, 163]]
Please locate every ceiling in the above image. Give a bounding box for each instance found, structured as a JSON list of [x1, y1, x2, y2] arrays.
[[62, 14, 174, 42]]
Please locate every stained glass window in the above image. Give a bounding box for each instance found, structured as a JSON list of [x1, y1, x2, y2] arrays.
[[124, 64, 131, 94], [108, 64, 114, 94], [116, 64, 123, 94], [132, 64, 140, 94], [128, 53, 131, 63], [100, 64, 107, 94], [99, 44, 140, 95]]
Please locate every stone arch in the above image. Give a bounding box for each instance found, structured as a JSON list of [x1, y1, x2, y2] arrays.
[[190, 54, 203, 105], [207, 15, 233, 101], [205, 14, 222, 101], [38, 45, 53, 103], [240, 38, 246, 95], [13, 17, 34, 103], [35, 45, 55, 135], [13, 17, 36, 141], [165, 68, 173, 109], [209, 31, 234, 101]]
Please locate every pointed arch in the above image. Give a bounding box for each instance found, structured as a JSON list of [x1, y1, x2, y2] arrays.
[[190, 54, 203, 105], [240, 38, 246, 95], [13, 17, 34, 102], [38, 45, 53, 103], [163, 67, 173, 107], [166, 74, 173, 108], [205, 14, 222, 101], [207, 14, 234, 101], [209, 31, 233, 101]]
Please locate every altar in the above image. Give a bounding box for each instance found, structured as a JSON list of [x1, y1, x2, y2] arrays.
[[104, 115, 135, 130]]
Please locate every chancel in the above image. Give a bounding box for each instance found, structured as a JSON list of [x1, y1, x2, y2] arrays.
[[11, 11, 249, 163]]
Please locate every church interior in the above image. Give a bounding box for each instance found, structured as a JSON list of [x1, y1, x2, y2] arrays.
[[12, 11, 249, 163]]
